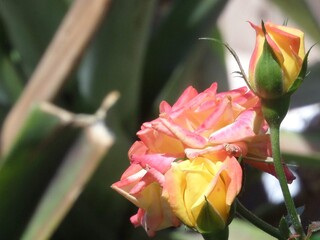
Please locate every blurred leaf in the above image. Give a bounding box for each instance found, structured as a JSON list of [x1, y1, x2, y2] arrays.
[[141, 0, 228, 119], [0, 48, 23, 104], [311, 234, 320, 240], [281, 130, 320, 167], [0, 102, 80, 239], [21, 93, 117, 240], [1, 0, 111, 155], [78, 0, 156, 134], [269, 0, 320, 42], [229, 219, 276, 240], [0, 15, 23, 107], [172, 219, 275, 240], [52, 109, 141, 239], [153, 28, 229, 114], [0, 0, 67, 77], [290, 61, 320, 108]]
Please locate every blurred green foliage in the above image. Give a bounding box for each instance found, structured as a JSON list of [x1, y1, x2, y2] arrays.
[[0, 0, 319, 239]]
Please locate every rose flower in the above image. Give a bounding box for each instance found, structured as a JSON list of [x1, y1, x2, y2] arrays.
[[112, 83, 295, 236]]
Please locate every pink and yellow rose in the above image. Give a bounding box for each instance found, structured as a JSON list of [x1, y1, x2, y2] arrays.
[[164, 156, 242, 233], [111, 162, 180, 237], [112, 83, 295, 236]]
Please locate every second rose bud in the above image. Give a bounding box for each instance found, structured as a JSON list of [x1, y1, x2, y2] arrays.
[[248, 21, 307, 99]]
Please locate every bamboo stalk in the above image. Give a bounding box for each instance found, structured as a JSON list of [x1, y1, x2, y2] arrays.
[[1, 0, 112, 155], [21, 92, 118, 240]]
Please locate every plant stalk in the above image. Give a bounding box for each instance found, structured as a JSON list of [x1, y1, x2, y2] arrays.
[[236, 199, 285, 240], [270, 126, 305, 240]]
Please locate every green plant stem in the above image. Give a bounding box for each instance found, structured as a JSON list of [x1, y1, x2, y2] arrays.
[[236, 199, 285, 240], [270, 126, 305, 240]]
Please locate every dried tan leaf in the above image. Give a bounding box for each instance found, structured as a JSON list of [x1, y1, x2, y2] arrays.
[[1, 0, 112, 155]]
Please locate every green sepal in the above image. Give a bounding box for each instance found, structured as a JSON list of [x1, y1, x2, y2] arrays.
[[287, 46, 312, 95], [196, 196, 225, 234], [254, 22, 284, 99], [226, 201, 236, 226], [201, 227, 229, 240], [278, 216, 291, 238]]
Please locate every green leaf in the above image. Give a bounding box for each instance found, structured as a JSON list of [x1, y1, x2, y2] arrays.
[[21, 120, 114, 240], [77, 0, 156, 135], [278, 216, 290, 238], [153, 28, 229, 113], [52, 107, 139, 239], [0, 48, 23, 104], [1, 0, 112, 155], [0, 103, 80, 239], [311, 235, 320, 240], [281, 130, 320, 167], [0, 0, 67, 77], [140, 0, 229, 119]]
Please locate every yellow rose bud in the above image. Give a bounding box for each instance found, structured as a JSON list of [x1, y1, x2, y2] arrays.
[[163, 156, 242, 234], [249, 21, 307, 99]]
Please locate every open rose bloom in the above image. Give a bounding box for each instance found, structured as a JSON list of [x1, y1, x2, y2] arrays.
[[111, 83, 295, 236]]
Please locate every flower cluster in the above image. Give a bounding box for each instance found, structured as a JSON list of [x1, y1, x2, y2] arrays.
[[111, 82, 295, 236]]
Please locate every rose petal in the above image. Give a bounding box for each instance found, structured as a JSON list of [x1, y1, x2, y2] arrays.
[[160, 116, 207, 148], [244, 159, 296, 184], [209, 109, 262, 143], [131, 153, 179, 173]]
